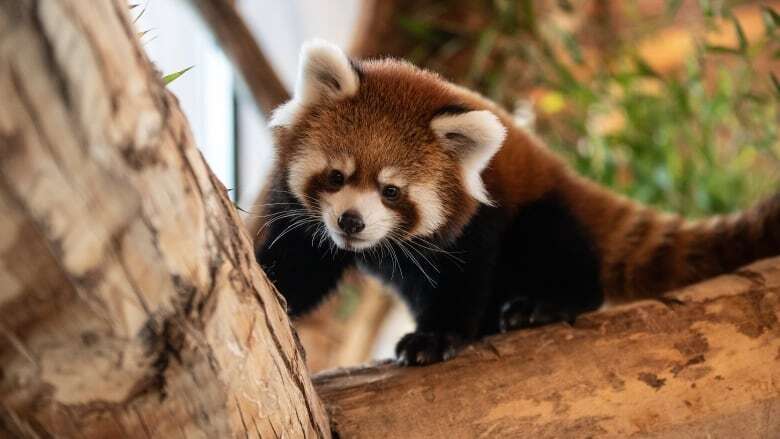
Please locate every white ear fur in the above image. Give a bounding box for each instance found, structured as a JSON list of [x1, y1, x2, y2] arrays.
[[431, 110, 506, 205], [270, 39, 359, 127]]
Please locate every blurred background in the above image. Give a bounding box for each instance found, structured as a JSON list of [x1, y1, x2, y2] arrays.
[[134, 0, 779, 372]]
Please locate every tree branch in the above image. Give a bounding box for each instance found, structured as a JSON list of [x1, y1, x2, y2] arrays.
[[187, 0, 290, 116], [315, 257, 780, 438], [0, 1, 326, 436]]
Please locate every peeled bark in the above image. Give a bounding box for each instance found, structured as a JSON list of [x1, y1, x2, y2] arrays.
[[0, 1, 328, 437], [315, 257, 780, 438]]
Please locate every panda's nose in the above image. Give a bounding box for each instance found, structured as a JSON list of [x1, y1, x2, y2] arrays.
[[338, 210, 365, 235]]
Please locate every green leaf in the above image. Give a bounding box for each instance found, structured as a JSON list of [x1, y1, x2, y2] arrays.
[[162, 66, 194, 85], [763, 6, 780, 36], [666, 0, 683, 17], [730, 15, 748, 54], [562, 31, 584, 65], [634, 56, 661, 79], [704, 44, 740, 55], [698, 0, 713, 18], [763, 6, 780, 26], [771, 72, 780, 97], [397, 16, 428, 37], [397, 16, 450, 42]]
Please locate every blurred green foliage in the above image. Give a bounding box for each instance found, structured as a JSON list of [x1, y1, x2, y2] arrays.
[[399, 0, 779, 217]]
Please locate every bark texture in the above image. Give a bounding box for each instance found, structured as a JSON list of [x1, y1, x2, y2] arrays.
[[315, 257, 780, 438], [0, 1, 328, 437]]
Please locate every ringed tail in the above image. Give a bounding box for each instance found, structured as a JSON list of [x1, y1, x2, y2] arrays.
[[562, 175, 780, 302]]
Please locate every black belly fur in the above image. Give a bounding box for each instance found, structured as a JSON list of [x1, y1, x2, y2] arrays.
[[257, 188, 604, 364]]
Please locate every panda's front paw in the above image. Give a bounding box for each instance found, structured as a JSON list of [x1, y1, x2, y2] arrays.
[[499, 297, 578, 332], [395, 331, 462, 366]]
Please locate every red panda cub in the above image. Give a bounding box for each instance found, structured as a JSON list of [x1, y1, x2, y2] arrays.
[[256, 40, 780, 366]]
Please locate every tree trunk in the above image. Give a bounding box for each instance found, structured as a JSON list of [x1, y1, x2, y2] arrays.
[[315, 257, 780, 438], [0, 1, 328, 437]]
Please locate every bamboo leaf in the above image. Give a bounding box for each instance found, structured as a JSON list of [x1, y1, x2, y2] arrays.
[[763, 6, 780, 26], [698, 0, 714, 18], [635, 56, 661, 79], [730, 15, 748, 54], [771, 72, 780, 97], [666, 0, 683, 17], [762, 6, 780, 36], [562, 31, 584, 65], [704, 44, 740, 55], [162, 66, 194, 85], [396, 16, 449, 42]]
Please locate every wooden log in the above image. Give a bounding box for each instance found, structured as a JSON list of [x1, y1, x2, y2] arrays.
[[315, 257, 780, 438], [0, 1, 328, 437]]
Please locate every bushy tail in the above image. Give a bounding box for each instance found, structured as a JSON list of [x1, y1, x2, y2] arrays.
[[563, 176, 780, 301]]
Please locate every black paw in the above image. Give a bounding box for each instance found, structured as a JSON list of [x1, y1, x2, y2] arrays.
[[395, 332, 462, 366], [499, 297, 578, 332]]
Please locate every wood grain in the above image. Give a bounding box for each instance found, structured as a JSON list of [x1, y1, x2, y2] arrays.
[[0, 1, 327, 437], [315, 257, 780, 438]]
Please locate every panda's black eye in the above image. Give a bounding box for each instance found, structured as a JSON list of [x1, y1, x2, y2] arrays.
[[328, 170, 345, 188], [382, 185, 400, 201]]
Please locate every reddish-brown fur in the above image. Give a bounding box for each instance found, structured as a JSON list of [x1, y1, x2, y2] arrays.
[[265, 57, 780, 301]]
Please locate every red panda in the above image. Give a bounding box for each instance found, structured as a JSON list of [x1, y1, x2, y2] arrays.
[[255, 40, 780, 366]]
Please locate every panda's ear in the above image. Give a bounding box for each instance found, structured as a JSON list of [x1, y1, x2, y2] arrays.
[[270, 39, 360, 127], [431, 110, 506, 205]]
